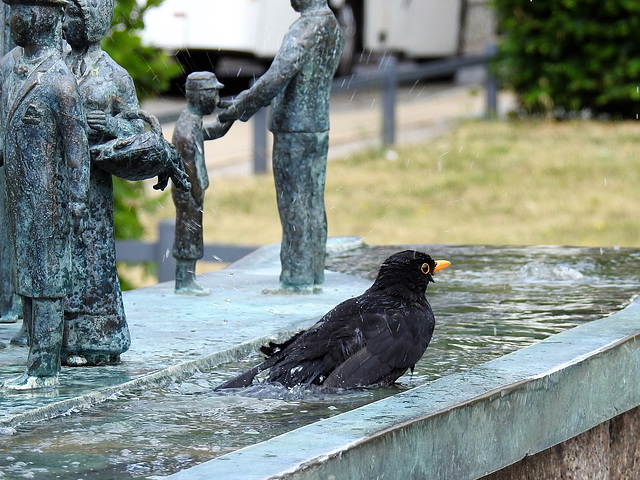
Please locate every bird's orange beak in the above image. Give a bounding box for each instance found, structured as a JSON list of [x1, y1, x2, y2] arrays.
[[433, 260, 451, 273]]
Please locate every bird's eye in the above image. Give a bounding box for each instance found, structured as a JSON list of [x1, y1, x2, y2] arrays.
[[421, 263, 431, 275]]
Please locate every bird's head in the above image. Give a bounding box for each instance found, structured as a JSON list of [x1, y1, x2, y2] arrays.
[[373, 250, 450, 296]]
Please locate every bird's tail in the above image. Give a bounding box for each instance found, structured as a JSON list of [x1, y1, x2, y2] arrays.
[[215, 332, 307, 390], [214, 354, 281, 390], [214, 365, 263, 390]]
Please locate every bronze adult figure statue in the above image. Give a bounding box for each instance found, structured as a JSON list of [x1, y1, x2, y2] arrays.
[[0, 12, 22, 332], [59, 0, 139, 366], [219, 0, 344, 293], [0, 30, 20, 335], [61, 0, 189, 366], [0, 0, 90, 389], [171, 71, 232, 296]]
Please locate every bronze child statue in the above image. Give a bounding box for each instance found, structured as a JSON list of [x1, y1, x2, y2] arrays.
[[171, 71, 233, 296]]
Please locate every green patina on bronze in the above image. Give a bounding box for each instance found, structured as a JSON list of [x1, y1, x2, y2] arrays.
[[219, 0, 344, 292]]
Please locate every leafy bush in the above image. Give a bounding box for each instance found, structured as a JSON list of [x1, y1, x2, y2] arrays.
[[493, 0, 640, 118], [103, 0, 182, 102]]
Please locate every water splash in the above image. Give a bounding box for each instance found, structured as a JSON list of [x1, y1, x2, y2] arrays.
[[516, 261, 585, 283]]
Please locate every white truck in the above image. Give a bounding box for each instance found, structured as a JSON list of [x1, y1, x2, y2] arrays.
[[141, 0, 464, 76]]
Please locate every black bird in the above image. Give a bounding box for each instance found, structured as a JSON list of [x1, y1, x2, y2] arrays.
[[216, 250, 450, 390]]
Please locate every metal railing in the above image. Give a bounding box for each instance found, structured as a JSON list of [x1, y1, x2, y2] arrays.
[[250, 50, 498, 173], [115, 220, 256, 283]]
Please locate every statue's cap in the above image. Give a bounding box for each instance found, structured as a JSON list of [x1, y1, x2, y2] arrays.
[[3, 0, 69, 5], [186, 71, 224, 91]]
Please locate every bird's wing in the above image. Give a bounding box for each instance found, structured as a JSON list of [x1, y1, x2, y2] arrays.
[[266, 297, 368, 385], [321, 345, 405, 388], [322, 305, 435, 388], [260, 330, 305, 357]]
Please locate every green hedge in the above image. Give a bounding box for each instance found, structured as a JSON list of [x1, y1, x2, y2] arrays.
[[493, 0, 640, 118]]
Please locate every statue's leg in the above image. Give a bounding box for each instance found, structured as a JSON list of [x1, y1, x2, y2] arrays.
[[0, 167, 20, 324], [272, 132, 328, 291], [10, 316, 27, 345], [309, 132, 329, 287], [175, 259, 210, 296], [2, 294, 22, 324], [172, 186, 209, 295], [3, 296, 63, 390]]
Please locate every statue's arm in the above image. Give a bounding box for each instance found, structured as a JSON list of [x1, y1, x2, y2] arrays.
[[219, 22, 312, 122], [172, 122, 201, 195], [113, 74, 144, 135], [55, 78, 90, 224], [87, 73, 143, 139], [202, 119, 234, 141]]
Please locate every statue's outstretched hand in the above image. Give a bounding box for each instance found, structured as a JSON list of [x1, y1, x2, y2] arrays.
[[218, 91, 257, 122], [153, 142, 190, 192], [203, 119, 234, 141], [218, 102, 238, 123]]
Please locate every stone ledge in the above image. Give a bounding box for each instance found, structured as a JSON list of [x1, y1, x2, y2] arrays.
[[166, 298, 640, 480], [481, 405, 640, 480]]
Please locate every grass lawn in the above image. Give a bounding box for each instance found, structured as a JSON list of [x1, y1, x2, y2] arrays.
[[133, 119, 640, 282]]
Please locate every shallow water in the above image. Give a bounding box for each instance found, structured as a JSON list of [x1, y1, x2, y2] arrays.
[[1, 245, 638, 479]]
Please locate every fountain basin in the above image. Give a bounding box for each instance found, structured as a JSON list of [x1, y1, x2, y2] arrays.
[[0, 239, 370, 427], [167, 298, 640, 479], [1, 239, 638, 479]]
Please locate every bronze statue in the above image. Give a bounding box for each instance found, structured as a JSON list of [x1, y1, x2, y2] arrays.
[[0, 65, 22, 337], [219, 0, 344, 293], [0, 0, 90, 389], [0, 10, 22, 337], [171, 71, 232, 295], [59, 0, 140, 366], [61, 0, 188, 366], [0, 0, 189, 390]]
